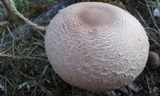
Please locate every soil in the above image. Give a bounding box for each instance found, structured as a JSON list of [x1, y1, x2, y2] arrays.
[[1, 0, 160, 96]]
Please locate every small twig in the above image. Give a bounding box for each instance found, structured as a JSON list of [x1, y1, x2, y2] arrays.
[[145, 0, 160, 32], [135, 9, 160, 46], [156, 0, 160, 10], [145, 75, 152, 95], [0, 0, 80, 46], [1, 0, 20, 25], [1, 0, 46, 31]]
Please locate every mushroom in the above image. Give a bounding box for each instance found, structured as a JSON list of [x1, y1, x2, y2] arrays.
[[147, 51, 160, 69], [45, 2, 149, 92]]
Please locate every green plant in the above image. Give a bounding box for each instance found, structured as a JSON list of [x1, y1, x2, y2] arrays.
[[13, 0, 28, 13]]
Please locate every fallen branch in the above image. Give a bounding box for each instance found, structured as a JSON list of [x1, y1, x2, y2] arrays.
[[1, 0, 20, 25], [0, 0, 80, 46]]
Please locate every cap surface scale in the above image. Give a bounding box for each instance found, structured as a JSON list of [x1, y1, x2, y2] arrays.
[[45, 2, 149, 92]]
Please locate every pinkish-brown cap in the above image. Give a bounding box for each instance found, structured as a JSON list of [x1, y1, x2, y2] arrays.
[[45, 2, 149, 92]]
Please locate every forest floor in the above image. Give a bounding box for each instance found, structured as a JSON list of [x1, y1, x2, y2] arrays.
[[1, 0, 160, 96]]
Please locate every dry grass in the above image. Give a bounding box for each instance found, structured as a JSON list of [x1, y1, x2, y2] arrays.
[[1, 0, 160, 96]]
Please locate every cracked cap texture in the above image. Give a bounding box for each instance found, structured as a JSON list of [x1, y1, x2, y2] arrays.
[[45, 2, 149, 92]]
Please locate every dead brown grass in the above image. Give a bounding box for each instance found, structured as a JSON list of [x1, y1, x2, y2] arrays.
[[1, 0, 160, 96]]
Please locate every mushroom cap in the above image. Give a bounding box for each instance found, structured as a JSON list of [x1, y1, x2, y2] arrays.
[[147, 51, 160, 69], [45, 2, 149, 92]]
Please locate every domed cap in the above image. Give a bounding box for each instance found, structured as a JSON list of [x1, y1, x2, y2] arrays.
[[45, 2, 149, 92]]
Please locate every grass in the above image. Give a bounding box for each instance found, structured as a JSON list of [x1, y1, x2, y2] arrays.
[[1, 29, 96, 96], [0, 1, 99, 95], [1, 0, 160, 96]]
